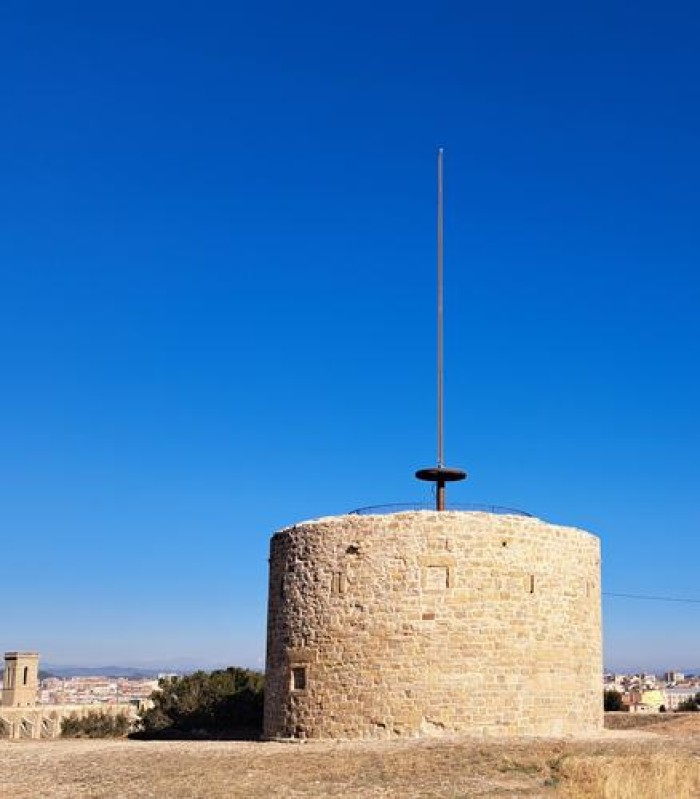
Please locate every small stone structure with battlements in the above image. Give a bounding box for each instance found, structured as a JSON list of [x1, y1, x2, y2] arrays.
[[264, 510, 602, 740]]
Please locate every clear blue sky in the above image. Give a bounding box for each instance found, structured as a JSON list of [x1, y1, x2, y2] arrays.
[[1, 1, 698, 672]]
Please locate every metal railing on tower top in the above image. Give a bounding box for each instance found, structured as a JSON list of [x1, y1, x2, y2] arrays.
[[348, 502, 533, 517]]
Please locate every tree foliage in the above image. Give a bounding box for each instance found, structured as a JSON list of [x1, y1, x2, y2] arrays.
[[136, 667, 264, 739], [676, 693, 700, 712], [61, 711, 131, 738], [603, 689, 624, 711]]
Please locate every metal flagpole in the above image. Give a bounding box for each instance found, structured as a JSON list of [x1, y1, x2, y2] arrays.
[[437, 146, 444, 470], [416, 147, 466, 510]]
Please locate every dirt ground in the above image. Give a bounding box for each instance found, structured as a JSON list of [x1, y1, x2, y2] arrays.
[[1, 714, 699, 799]]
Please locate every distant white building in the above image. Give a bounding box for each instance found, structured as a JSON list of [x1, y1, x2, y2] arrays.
[[664, 671, 684, 684], [640, 673, 658, 689], [664, 687, 698, 710]]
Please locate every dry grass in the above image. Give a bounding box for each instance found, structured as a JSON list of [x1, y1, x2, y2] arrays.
[[1, 716, 699, 799], [557, 751, 700, 799], [604, 711, 700, 736]]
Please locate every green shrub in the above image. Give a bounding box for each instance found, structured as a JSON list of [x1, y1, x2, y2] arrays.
[[136, 667, 264, 739], [676, 693, 700, 712], [604, 689, 624, 711], [61, 711, 131, 738]]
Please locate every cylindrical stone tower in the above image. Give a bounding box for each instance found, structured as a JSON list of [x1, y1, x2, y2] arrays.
[[264, 510, 601, 739]]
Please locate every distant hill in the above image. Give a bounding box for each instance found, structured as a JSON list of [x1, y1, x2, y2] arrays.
[[39, 658, 257, 678], [42, 664, 163, 678]]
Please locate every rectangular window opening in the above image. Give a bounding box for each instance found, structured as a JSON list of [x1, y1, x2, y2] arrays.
[[291, 666, 307, 692], [331, 571, 347, 595], [529, 575, 535, 594]]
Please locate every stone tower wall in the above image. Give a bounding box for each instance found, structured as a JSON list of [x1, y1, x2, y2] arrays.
[[2, 652, 39, 708], [264, 511, 602, 739]]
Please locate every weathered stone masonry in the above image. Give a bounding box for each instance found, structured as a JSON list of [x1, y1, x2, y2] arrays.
[[264, 511, 602, 739]]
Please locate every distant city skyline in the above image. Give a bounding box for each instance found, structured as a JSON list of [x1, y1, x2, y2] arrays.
[[33, 656, 700, 677], [1, 1, 699, 670]]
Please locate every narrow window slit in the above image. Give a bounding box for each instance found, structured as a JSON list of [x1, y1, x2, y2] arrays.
[[331, 572, 346, 595], [291, 667, 307, 692]]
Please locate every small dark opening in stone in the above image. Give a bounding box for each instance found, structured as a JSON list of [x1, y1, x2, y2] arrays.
[[346, 544, 360, 555], [291, 666, 307, 691]]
